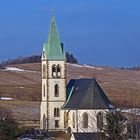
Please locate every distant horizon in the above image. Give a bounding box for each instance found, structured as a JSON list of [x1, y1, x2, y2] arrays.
[[0, 0, 140, 67], [0, 54, 139, 69]]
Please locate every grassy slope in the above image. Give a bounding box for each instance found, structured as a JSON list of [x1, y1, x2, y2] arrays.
[[0, 63, 140, 121]]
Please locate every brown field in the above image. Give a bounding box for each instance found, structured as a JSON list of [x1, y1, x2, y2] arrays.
[[0, 63, 140, 122], [0, 100, 40, 121]]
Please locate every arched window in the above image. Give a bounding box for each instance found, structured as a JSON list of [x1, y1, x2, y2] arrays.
[[43, 84, 45, 97], [97, 112, 103, 130], [54, 108, 60, 117], [57, 65, 61, 77], [43, 114, 46, 130], [54, 84, 59, 97], [72, 112, 75, 128], [82, 112, 88, 128], [52, 65, 56, 77]]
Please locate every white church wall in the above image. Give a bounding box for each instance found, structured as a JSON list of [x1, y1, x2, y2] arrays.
[[66, 109, 109, 133]]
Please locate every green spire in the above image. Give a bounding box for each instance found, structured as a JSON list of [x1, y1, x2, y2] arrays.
[[44, 10, 66, 60]]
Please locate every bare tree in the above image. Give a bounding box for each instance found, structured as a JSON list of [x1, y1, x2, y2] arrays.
[[125, 86, 140, 140], [0, 105, 18, 140], [75, 110, 127, 140], [0, 105, 13, 121], [105, 112, 127, 140]]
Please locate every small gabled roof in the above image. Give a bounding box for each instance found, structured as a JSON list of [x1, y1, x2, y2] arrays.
[[62, 78, 114, 110], [43, 10, 66, 60]]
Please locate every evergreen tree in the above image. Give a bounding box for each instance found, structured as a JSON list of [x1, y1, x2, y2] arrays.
[[0, 52, 78, 67]]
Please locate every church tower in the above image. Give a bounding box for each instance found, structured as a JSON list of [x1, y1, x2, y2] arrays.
[[40, 11, 66, 131]]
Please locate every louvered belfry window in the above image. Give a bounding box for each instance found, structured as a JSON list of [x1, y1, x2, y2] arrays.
[[52, 65, 56, 77], [57, 65, 61, 77]]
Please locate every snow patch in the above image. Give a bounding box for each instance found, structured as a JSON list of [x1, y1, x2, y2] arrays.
[[69, 63, 103, 70], [19, 87, 24, 89], [109, 104, 115, 109], [3, 67, 38, 73], [121, 108, 140, 115], [84, 65, 103, 70], [104, 81, 110, 84], [69, 63, 84, 68], [79, 76, 86, 78], [5, 67, 25, 72], [84, 65, 95, 68], [0, 97, 13, 100], [96, 67, 103, 70]]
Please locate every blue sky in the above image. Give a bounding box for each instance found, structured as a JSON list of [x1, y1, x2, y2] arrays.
[[0, 0, 140, 67]]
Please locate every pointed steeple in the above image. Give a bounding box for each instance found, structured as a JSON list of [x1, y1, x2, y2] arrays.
[[44, 10, 66, 60], [51, 7, 55, 23]]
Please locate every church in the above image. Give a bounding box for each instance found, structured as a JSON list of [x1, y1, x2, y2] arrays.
[[40, 11, 115, 135]]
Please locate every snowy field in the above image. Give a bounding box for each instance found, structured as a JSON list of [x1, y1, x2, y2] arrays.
[[2, 67, 39, 73], [0, 97, 13, 100], [121, 108, 140, 116], [68, 63, 103, 70]]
